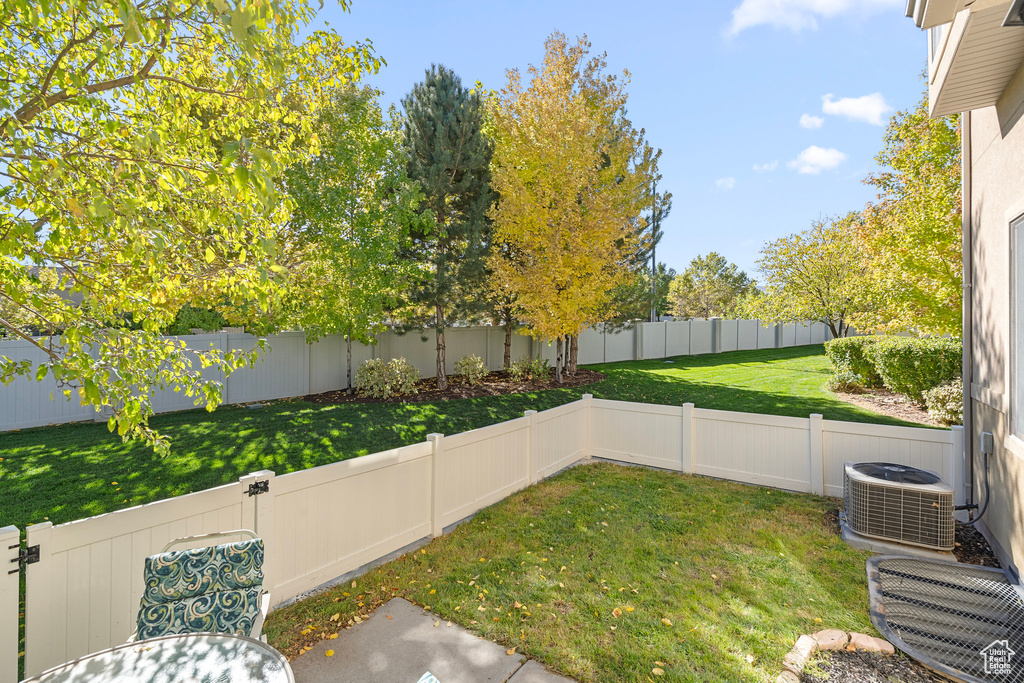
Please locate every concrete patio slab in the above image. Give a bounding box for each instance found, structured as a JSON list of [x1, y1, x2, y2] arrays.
[[290, 598, 574, 683]]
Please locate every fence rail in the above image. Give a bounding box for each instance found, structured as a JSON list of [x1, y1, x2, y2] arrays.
[[6, 394, 954, 682], [0, 320, 834, 432]]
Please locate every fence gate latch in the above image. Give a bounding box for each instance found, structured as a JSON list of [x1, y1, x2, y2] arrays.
[[247, 480, 269, 497], [9, 544, 40, 574]]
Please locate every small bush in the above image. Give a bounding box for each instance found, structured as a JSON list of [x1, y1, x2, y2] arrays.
[[454, 354, 488, 385], [826, 370, 864, 393], [824, 336, 881, 387], [509, 355, 550, 382], [923, 378, 963, 426], [866, 336, 961, 402], [354, 357, 420, 399]]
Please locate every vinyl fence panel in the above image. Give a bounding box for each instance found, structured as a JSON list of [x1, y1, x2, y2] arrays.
[[720, 319, 739, 352], [642, 322, 667, 359], [822, 420, 959, 501], [757, 323, 777, 349], [736, 320, 759, 350], [23, 481, 247, 676], [689, 320, 713, 354], [692, 408, 813, 492], [150, 334, 228, 414], [531, 399, 590, 479], [666, 321, 691, 356], [0, 339, 94, 429], [225, 332, 308, 403], [435, 418, 531, 529], [590, 399, 684, 470], [270, 442, 433, 604]]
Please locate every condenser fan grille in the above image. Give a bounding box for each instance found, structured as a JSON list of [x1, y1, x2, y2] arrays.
[[844, 463, 955, 551]]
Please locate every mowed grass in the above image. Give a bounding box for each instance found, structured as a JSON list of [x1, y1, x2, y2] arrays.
[[0, 345, 922, 530], [265, 462, 874, 683]]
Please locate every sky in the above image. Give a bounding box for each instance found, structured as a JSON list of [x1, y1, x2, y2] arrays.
[[310, 0, 926, 278]]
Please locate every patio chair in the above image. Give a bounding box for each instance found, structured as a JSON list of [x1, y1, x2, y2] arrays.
[[131, 529, 270, 642]]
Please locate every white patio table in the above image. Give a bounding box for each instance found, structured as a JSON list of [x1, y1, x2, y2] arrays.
[[22, 633, 294, 683]]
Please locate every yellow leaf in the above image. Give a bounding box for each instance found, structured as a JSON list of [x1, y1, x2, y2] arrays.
[[330, 613, 339, 621], [652, 668, 665, 676], [612, 608, 622, 618], [430, 589, 436, 594], [205, 247, 215, 263], [625, 606, 634, 612], [506, 648, 516, 656], [329, 633, 338, 639], [661, 618, 672, 626], [325, 650, 334, 657]]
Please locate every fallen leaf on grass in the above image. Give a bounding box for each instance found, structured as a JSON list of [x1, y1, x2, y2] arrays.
[[652, 668, 665, 676], [330, 613, 340, 622], [661, 618, 673, 626], [612, 608, 622, 618]]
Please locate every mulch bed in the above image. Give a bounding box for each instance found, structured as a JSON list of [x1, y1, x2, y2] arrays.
[[834, 387, 939, 426], [304, 368, 605, 405], [800, 649, 946, 683]]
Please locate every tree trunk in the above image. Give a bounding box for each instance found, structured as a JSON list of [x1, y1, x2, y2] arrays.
[[555, 337, 563, 384], [503, 317, 513, 370], [346, 335, 353, 395], [562, 335, 570, 375], [436, 304, 448, 390], [569, 334, 579, 375]]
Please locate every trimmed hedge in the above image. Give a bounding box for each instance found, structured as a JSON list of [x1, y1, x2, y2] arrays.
[[824, 336, 882, 387], [866, 336, 961, 402]]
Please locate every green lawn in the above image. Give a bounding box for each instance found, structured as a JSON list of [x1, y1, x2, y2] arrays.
[[0, 345, 922, 531], [266, 462, 874, 683]]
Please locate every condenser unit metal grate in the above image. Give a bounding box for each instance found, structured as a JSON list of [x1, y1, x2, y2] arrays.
[[845, 462, 955, 551], [868, 556, 1024, 682]]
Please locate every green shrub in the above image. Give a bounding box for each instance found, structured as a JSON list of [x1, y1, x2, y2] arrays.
[[354, 357, 420, 399], [454, 354, 488, 385], [922, 378, 963, 426], [509, 355, 550, 382], [824, 336, 881, 386], [825, 370, 864, 393], [866, 336, 961, 402]]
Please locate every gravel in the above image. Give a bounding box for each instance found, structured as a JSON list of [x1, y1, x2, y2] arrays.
[[800, 650, 947, 683]]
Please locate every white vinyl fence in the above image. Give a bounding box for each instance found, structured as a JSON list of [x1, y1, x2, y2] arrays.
[[0, 320, 834, 432], [3, 395, 953, 683]]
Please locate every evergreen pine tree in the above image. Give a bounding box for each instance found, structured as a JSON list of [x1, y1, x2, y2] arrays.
[[400, 64, 493, 390]]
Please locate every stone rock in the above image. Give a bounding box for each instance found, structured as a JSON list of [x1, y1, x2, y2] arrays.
[[813, 629, 849, 651], [783, 634, 818, 675], [848, 632, 896, 655], [776, 671, 800, 683]]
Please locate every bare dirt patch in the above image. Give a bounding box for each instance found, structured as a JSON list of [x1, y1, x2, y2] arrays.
[[304, 368, 605, 405], [833, 388, 939, 427]]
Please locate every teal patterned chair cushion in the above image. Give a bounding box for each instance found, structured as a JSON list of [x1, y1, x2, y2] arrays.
[[142, 538, 264, 604], [135, 538, 265, 641], [136, 586, 263, 640]]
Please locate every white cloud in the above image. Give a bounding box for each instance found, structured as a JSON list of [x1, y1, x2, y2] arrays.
[[799, 113, 824, 129], [787, 146, 847, 174], [821, 92, 892, 125], [752, 160, 779, 172], [725, 0, 901, 36], [716, 177, 737, 190]]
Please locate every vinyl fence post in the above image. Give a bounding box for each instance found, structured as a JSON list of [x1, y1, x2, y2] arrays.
[[582, 394, 594, 461], [635, 323, 643, 360], [219, 331, 230, 404], [524, 411, 538, 484], [23, 521, 53, 678], [951, 425, 965, 507], [241, 470, 276, 596], [809, 414, 824, 495], [428, 433, 445, 537], [711, 317, 722, 354], [0, 526, 19, 683], [682, 403, 695, 474]]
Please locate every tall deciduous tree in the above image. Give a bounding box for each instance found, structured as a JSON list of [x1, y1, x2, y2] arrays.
[[668, 252, 752, 319], [400, 65, 492, 390], [487, 33, 656, 382], [283, 86, 422, 391], [752, 213, 870, 338], [858, 90, 961, 336], [0, 0, 380, 448]]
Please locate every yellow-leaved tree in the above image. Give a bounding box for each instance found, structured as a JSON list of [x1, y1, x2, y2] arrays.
[[487, 33, 656, 382]]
